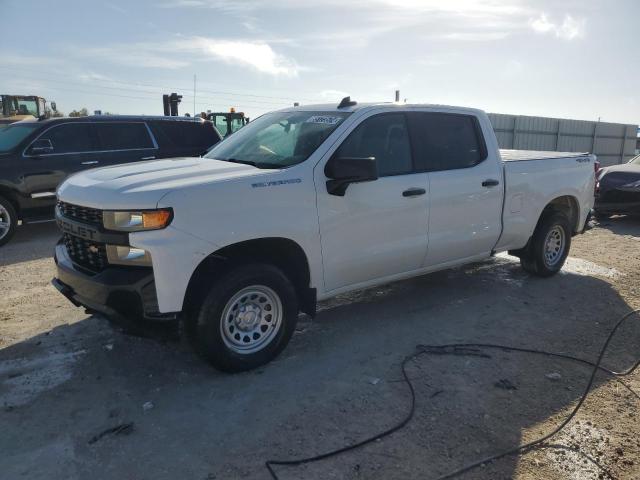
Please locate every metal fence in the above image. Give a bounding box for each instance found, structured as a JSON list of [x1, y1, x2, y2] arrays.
[[488, 113, 638, 167]]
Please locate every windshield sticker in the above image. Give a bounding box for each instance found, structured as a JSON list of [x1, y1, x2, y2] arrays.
[[251, 178, 302, 188], [305, 116, 343, 125]]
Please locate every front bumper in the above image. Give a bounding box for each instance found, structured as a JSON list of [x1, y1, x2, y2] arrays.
[[53, 242, 177, 322]]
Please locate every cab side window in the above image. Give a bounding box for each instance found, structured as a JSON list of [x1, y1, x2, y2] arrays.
[[408, 112, 486, 172], [149, 122, 220, 149], [95, 122, 154, 150], [335, 113, 413, 176], [38, 124, 94, 154]]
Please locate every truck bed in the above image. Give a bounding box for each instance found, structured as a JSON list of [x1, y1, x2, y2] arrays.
[[500, 149, 591, 162], [496, 148, 596, 253]]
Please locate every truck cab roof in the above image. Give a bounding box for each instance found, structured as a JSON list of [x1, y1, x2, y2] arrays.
[[281, 101, 486, 118]]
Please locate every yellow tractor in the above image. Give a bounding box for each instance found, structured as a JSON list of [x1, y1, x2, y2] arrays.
[[161, 93, 249, 137], [206, 108, 249, 137], [0, 95, 55, 125]]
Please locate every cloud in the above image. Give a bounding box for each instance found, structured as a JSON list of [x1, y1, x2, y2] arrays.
[[182, 37, 300, 76], [158, 0, 258, 11], [0, 53, 59, 66], [374, 0, 526, 18], [70, 45, 189, 69], [158, 0, 590, 49], [319, 89, 350, 100], [68, 37, 300, 76], [530, 13, 585, 40], [78, 72, 114, 82], [439, 31, 511, 41], [160, 0, 526, 17], [104, 2, 127, 14]]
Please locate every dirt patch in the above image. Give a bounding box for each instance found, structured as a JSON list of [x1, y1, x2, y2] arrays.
[[0, 219, 639, 480]]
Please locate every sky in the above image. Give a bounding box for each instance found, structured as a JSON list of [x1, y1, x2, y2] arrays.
[[1, 0, 638, 125]]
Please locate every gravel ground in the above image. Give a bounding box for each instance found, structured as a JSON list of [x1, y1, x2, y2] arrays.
[[0, 218, 639, 480]]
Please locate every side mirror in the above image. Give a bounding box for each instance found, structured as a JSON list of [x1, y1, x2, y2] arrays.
[[29, 138, 54, 155], [325, 156, 378, 196]]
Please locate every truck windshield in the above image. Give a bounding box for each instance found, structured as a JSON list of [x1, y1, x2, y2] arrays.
[[205, 111, 350, 168], [0, 122, 40, 152]]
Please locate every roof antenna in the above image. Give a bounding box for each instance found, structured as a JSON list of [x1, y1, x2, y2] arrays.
[[337, 96, 357, 109]]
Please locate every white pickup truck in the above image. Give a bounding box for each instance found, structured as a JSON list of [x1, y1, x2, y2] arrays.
[[53, 99, 596, 371]]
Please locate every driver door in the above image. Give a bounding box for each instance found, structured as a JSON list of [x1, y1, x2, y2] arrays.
[[22, 122, 99, 199], [315, 112, 430, 293]]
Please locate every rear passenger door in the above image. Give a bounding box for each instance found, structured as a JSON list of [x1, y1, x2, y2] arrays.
[[407, 111, 503, 267], [93, 122, 158, 167]]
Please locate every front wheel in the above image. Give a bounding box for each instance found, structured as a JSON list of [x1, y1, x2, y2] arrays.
[[520, 212, 572, 277], [0, 196, 17, 247], [190, 264, 299, 372]]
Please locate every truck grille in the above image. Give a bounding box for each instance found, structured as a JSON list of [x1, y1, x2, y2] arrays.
[[62, 233, 108, 272], [57, 201, 103, 226]]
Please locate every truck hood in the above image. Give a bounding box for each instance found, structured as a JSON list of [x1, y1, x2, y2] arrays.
[[57, 157, 269, 209]]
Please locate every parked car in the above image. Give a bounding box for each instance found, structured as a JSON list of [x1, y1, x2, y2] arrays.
[[52, 99, 595, 372], [593, 154, 640, 217], [0, 116, 221, 245]]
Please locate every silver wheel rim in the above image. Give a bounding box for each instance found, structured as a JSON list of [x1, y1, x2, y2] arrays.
[[543, 225, 565, 267], [220, 285, 283, 355], [0, 204, 11, 240]]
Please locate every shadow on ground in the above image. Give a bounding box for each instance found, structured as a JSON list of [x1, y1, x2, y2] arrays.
[[0, 255, 638, 480], [595, 215, 640, 238], [0, 222, 59, 266]]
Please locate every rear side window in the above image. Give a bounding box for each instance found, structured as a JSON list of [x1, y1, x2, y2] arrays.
[[95, 122, 154, 150], [40, 123, 95, 154], [334, 113, 413, 177], [408, 112, 486, 171], [149, 121, 221, 149]]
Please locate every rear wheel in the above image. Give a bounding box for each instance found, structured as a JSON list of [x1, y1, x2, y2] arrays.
[[0, 196, 17, 247], [520, 211, 571, 277], [190, 263, 299, 372]]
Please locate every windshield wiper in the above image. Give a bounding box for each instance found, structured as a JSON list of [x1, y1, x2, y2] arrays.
[[221, 158, 283, 169], [222, 158, 256, 166]]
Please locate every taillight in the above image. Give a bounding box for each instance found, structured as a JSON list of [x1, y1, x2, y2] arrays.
[[594, 160, 601, 176]]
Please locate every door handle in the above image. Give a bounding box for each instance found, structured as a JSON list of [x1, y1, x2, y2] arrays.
[[81, 160, 99, 165], [402, 188, 426, 197], [482, 179, 500, 187], [141, 156, 156, 160]]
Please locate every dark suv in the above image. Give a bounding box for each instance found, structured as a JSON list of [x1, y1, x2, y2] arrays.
[[0, 116, 222, 245]]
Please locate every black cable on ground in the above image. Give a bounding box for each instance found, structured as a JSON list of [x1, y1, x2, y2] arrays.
[[265, 308, 640, 479]]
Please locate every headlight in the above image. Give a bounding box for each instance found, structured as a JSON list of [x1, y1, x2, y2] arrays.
[[106, 245, 152, 266], [103, 209, 172, 232]]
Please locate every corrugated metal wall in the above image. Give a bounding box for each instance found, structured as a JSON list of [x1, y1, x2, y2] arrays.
[[488, 113, 638, 167]]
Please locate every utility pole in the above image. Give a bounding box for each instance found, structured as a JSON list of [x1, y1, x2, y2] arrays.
[[193, 74, 196, 119], [395, 90, 400, 102]]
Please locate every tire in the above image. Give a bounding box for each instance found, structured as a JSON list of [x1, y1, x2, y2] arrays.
[[0, 196, 17, 247], [190, 263, 299, 372], [520, 211, 572, 277]]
